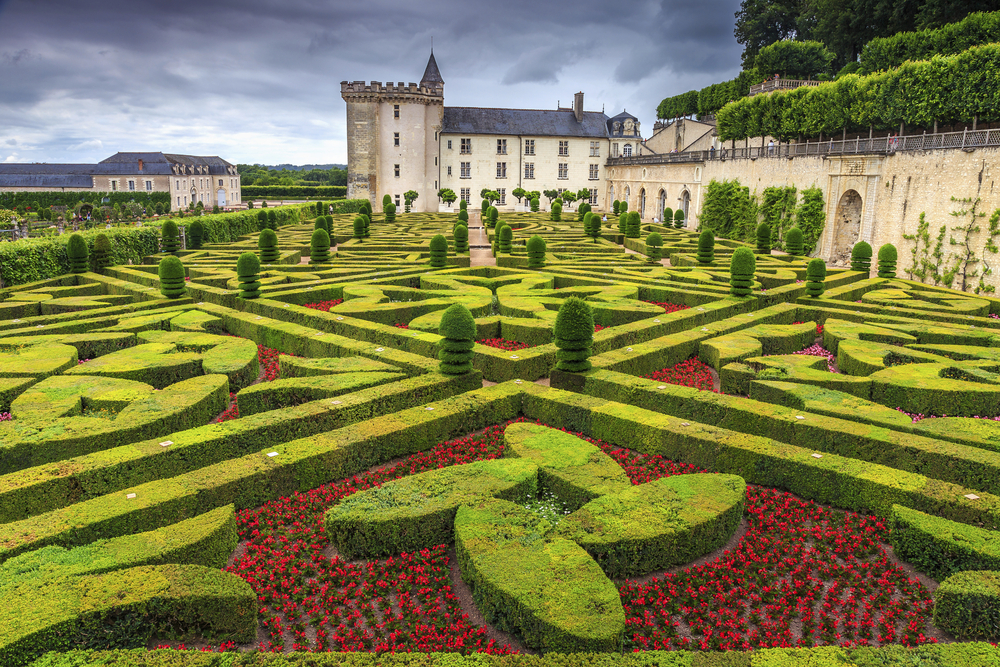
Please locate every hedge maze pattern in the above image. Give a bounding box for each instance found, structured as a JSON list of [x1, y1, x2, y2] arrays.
[[5, 204, 1000, 666]]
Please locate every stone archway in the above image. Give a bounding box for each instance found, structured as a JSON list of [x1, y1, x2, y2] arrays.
[[831, 190, 863, 266]]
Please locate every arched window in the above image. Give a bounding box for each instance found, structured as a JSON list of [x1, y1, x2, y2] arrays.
[[623, 144, 633, 157]]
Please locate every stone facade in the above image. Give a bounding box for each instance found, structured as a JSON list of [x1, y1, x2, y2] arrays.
[[645, 118, 717, 155]]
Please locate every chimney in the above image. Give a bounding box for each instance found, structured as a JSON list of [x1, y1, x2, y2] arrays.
[[573, 92, 584, 123], [137, 159, 143, 171]]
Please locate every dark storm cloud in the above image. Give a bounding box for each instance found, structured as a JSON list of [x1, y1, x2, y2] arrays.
[[0, 0, 743, 164]]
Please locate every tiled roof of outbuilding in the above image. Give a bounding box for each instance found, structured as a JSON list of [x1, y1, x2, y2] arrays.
[[442, 107, 610, 138]]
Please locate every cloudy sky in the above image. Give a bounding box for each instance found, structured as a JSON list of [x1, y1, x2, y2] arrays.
[[0, 0, 743, 166]]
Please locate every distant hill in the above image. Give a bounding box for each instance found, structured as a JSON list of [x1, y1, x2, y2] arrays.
[[256, 164, 346, 171]]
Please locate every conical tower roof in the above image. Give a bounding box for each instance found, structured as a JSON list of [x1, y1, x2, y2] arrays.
[[420, 51, 444, 86]]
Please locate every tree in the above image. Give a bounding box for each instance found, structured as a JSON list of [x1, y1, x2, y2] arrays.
[[437, 304, 476, 375], [734, 0, 809, 69], [785, 227, 804, 255], [577, 188, 591, 202], [553, 297, 594, 372], [237, 252, 262, 299], [626, 211, 640, 238], [488, 206, 499, 228], [756, 222, 772, 254], [562, 190, 578, 206], [481, 189, 500, 205], [158, 256, 186, 298], [512, 188, 527, 204], [674, 210, 685, 229], [459, 199, 467, 211], [382, 194, 392, 208], [543, 189, 559, 204], [613, 201, 621, 216], [663, 207, 674, 225], [577, 202, 591, 221], [67, 234, 89, 274], [754, 40, 835, 79], [404, 190, 419, 213], [646, 232, 663, 263], [438, 188, 457, 206]]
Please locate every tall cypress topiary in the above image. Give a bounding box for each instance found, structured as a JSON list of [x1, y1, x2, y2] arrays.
[[361, 201, 373, 218], [527, 235, 546, 268], [551, 201, 562, 222], [805, 258, 826, 297], [353, 216, 365, 240], [553, 297, 594, 372], [454, 224, 469, 252], [673, 209, 685, 229], [437, 303, 476, 375], [385, 202, 396, 223], [429, 234, 448, 268], [259, 228, 279, 263], [626, 211, 640, 238], [92, 233, 112, 271], [697, 230, 715, 264], [621, 200, 629, 214], [158, 256, 186, 298], [530, 197, 540, 212], [877, 244, 897, 278], [458, 209, 469, 225], [756, 222, 771, 254], [459, 199, 468, 211], [267, 210, 277, 230], [161, 220, 181, 255], [324, 215, 334, 235], [188, 220, 204, 249], [310, 228, 331, 264], [613, 200, 621, 216], [577, 202, 591, 221], [361, 213, 371, 237], [488, 206, 498, 229], [663, 207, 673, 225], [237, 252, 262, 299], [618, 212, 626, 234], [646, 232, 663, 263], [257, 210, 268, 230], [67, 233, 89, 273], [315, 201, 325, 217], [784, 227, 804, 256], [729, 247, 756, 297], [498, 224, 513, 253], [852, 241, 873, 273], [383, 194, 392, 209], [481, 199, 491, 213]]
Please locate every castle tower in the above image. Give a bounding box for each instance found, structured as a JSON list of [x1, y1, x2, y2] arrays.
[[341, 52, 444, 212]]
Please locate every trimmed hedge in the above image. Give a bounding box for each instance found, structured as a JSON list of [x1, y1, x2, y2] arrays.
[[934, 570, 1000, 640], [236, 371, 404, 416], [851, 240, 872, 272], [891, 505, 1000, 582], [242, 185, 347, 198]]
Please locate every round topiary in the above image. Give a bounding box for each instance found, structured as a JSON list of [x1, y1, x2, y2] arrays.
[[383, 194, 392, 209], [459, 199, 468, 211], [437, 303, 476, 375], [67, 233, 89, 273], [353, 216, 365, 240], [784, 227, 804, 256], [360, 213, 371, 237], [92, 233, 112, 271], [620, 200, 629, 214], [488, 206, 499, 228], [646, 232, 663, 263], [257, 210, 268, 230], [551, 201, 562, 222], [527, 235, 546, 268], [498, 224, 513, 253], [324, 215, 334, 235], [663, 207, 673, 226], [429, 234, 449, 268], [236, 252, 262, 299], [673, 209, 685, 229], [385, 202, 396, 223], [161, 220, 181, 255], [315, 218, 327, 231], [577, 202, 591, 221], [613, 200, 621, 216], [258, 229, 279, 263], [852, 241, 873, 273], [188, 220, 204, 250], [454, 224, 469, 252], [805, 258, 826, 298], [267, 210, 277, 230], [458, 209, 469, 224], [530, 197, 540, 212], [729, 247, 757, 297], [310, 228, 331, 264], [756, 222, 771, 254], [626, 211, 640, 238], [877, 243, 897, 278], [553, 296, 594, 372], [158, 256, 186, 298], [697, 230, 715, 264]]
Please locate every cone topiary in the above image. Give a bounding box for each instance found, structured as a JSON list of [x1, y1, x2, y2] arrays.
[[729, 247, 756, 297], [459, 199, 468, 211], [551, 201, 562, 222], [429, 234, 448, 268], [437, 303, 476, 375], [353, 216, 365, 240], [385, 202, 396, 223], [697, 230, 715, 264], [577, 202, 591, 221], [361, 213, 371, 237], [488, 206, 498, 228], [259, 229, 279, 263], [383, 194, 392, 209], [161, 220, 181, 255], [553, 296, 594, 372], [498, 224, 513, 253], [618, 212, 626, 235], [674, 209, 685, 229], [756, 222, 771, 254], [530, 197, 540, 212], [361, 201, 372, 218], [237, 252, 262, 299], [310, 228, 331, 264], [67, 233, 89, 273], [646, 232, 663, 263], [877, 243, 897, 278], [805, 258, 826, 297], [158, 256, 186, 298], [188, 221, 204, 249], [458, 209, 469, 225], [527, 235, 546, 268], [257, 210, 268, 230], [92, 233, 112, 271], [852, 241, 873, 273], [324, 215, 333, 235], [613, 200, 621, 216], [454, 224, 469, 252], [662, 207, 673, 225], [267, 210, 277, 230], [626, 211, 640, 238], [785, 227, 804, 256]]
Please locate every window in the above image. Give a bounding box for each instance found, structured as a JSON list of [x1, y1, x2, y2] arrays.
[[127, 180, 135, 191], [434, 157, 438, 166], [589, 188, 598, 205], [559, 141, 569, 156], [623, 144, 633, 157], [394, 164, 400, 178], [590, 141, 600, 157], [447, 166, 452, 177], [394, 132, 400, 147], [589, 164, 599, 180], [460, 187, 470, 203], [524, 139, 534, 155], [497, 139, 507, 155], [447, 139, 452, 150], [498, 188, 506, 205], [524, 162, 534, 179], [558, 163, 568, 179], [434, 132, 438, 141], [219, 179, 223, 186], [111, 180, 118, 191], [177, 196, 181, 206], [460, 162, 471, 178], [183, 195, 187, 205], [145, 180, 152, 191], [175, 179, 180, 190], [496, 162, 507, 179], [394, 104, 400, 118], [395, 194, 400, 207], [460, 138, 471, 154]]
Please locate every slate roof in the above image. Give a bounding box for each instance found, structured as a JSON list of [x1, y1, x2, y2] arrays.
[[0, 174, 93, 188], [442, 107, 610, 138], [420, 52, 444, 86], [607, 110, 642, 138], [0, 152, 236, 187]]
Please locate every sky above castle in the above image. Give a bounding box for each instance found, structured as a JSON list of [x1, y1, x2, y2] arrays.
[[0, 0, 743, 165]]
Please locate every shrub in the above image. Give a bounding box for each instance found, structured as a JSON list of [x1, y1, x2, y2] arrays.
[[458, 209, 469, 224], [527, 235, 546, 268], [258, 228, 279, 263], [551, 201, 562, 222], [324, 215, 333, 234], [498, 225, 513, 253], [155, 202, 164, 215], [361, 213, 371, 237], [266, 210, 277, 230], [437, 303, 476, 374], [257, 210, 268, 230], [91, 233, 112, 271], [352, 216, 365, 240], [158, 256, 186, 298], [646, 232, 663, 263], [756, 222, 771, 254], [554, 297, 594, 372], [663, 207, 673, 225], [246, 200, 254, 209], [314, 218, 327, 231], [784, 227, 804, 255], [620, 200, 629, 213], [583, 212, 595, 242], [161, 220, 181, 255], [66, 233, 89, 274], [488, 206, 498, 228], [236, 252, 262, 299], [805, 258, 826, 297], [673, 209, 685, 228], [729, 247, 756, 297], [383, 194, 392, 208], [315, 201, 324, 216], [530, 197, 540, 212], [878, 243, 897, 278], [459, 199, 468, 211], [481, 199, 490, 213], [577, 202, 591, 221], [188, 220, 204, 249], [851, 240, 873, 272], [310, 228, 331, 264], [429, 234, 448, 268], [613, 200, 621, 216], [454, 224, 469, 252], [697, 230, 715, 264], [385, 202, 396, 223], [626, 211, 640, 238]]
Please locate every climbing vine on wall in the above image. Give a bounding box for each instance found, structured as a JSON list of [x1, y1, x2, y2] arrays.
[[795, 187, 825, 255], [903, 213, 948, 286], [760, 186, 798, 250]]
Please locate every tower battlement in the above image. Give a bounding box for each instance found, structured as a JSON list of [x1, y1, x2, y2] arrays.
[[340, 80, 443, 101]]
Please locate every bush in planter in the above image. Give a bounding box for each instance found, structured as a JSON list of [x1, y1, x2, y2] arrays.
[[784, 227, 804, 256], [258, 229, 279, 263], [236, 252, 262, 299], [257, 210, 268, 230], [67, 233, 89, 274], [352, 216, 365, 240], [852, 240, 873, 272], [626, 211, 640, 238], [805, 258, 827, 297], [188, 220, 204, 249], [310, 228, 331, 264], [498, 225, 513, 253], [646, 232, 663, 263], [527, 235, 546, 268], [530, 197, 540, 212], [429, 234, 449, 268], [554, 296, 594, 372], [267, 210, 277, 230], [756, 222, 771, 254], [454, 224, 469, 252], [437, 303, 476, 375], [878, 243, 897, 278], [158, 256, 186, 298], [551, 201, 562, 222], [92, 233, 112, 271], [385, 202, 396, 223], [697, 230, 715, 264], [729, 247, 756, 297], [674, 209, 685, 228]]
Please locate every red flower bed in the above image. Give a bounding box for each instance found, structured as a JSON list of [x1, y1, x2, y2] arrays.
[[394, 323, 409, 329], [212, 344, 282, 423], [476, 338, 532, 352], [643, 301, 691, 315], [793, 321, 824, 336], [594, 324, 609, 333], [643, 358, 716, 392], [304, 299, 344, 312]]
